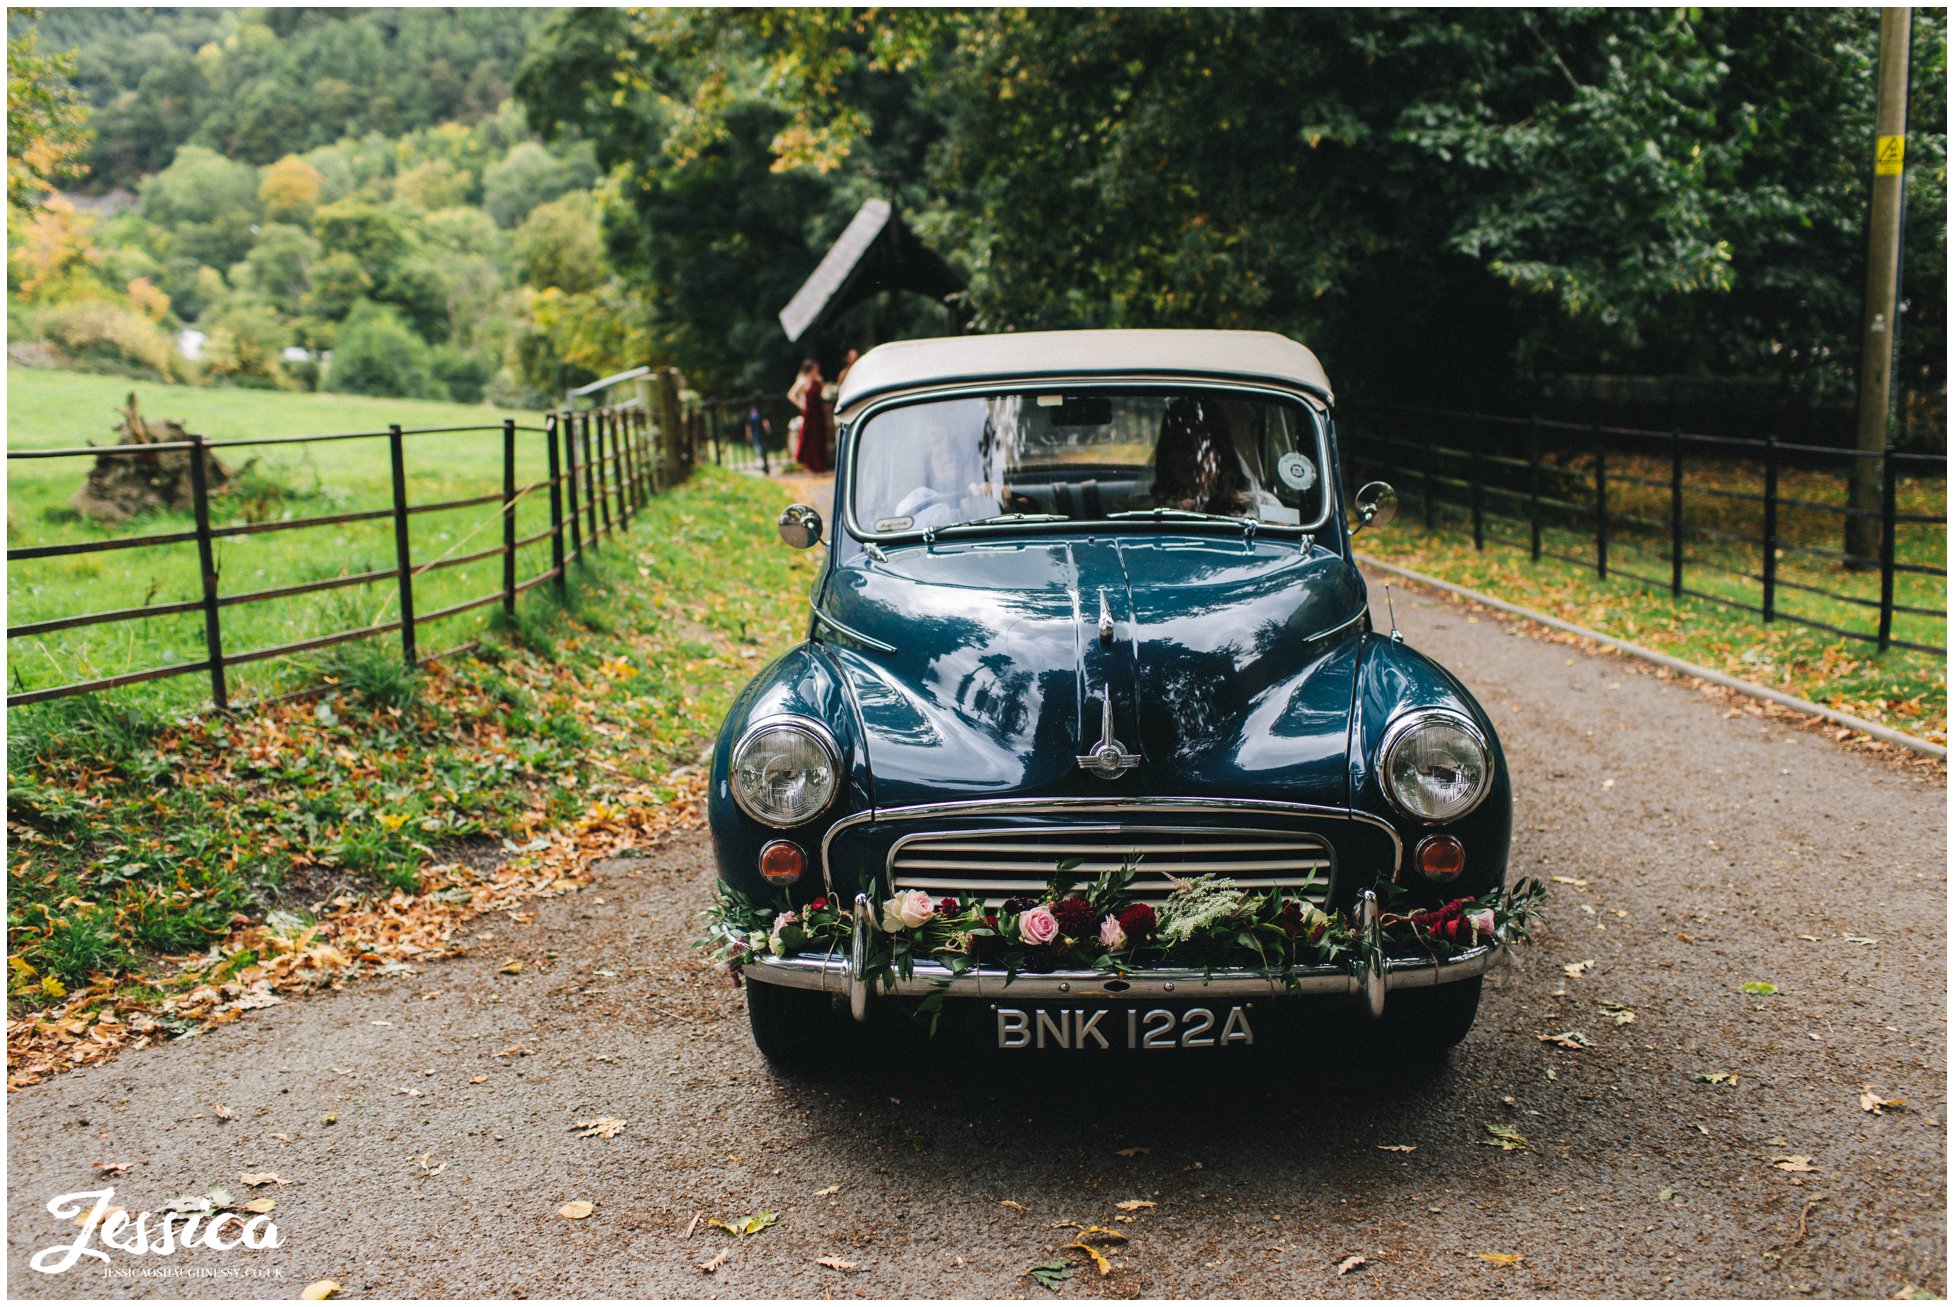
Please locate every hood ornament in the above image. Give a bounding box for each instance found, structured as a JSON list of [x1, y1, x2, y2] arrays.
[[1076, 690, 1142, 780], [1097, 588, 1115, 644]]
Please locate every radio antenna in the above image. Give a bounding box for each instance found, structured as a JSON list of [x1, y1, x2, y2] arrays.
[[1383, 584, 1402, 642]]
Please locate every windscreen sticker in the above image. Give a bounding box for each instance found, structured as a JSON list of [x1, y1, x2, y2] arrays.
[[874, 515, 915, 533], [1277, 452, 1317, 492]]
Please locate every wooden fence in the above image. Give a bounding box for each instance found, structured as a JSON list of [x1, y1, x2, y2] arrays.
[[1340, 402, 1947, 657], [7, 385, 698, 710]]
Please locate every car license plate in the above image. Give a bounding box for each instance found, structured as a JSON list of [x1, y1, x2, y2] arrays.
[[994, 1004, 1254, 1050]]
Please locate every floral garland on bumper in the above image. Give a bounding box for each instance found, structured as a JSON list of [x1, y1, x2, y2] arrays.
[[701, 861, 1547, 1005]]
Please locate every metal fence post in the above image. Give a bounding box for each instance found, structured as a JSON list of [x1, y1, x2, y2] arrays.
[[563, 409, 584, 563], [1527, 414, 1542, 562], [581, 413, 600, 543], [1669, 427, 1684, 596], [546, 414, 566, 600], [501, 418, 518, 615], [185, 433, 229, 710], [1878, 442, 1898, 651], [610, 412, 630, 527], [638, 410, 652, 503], [592, 412, 613, 539], [1467, 421, 1484, 551], [1761, 435, 1779, 622], [388, 423, 417, 666], [1593, 422, 1608, 580], [621, 410, 637, 515]]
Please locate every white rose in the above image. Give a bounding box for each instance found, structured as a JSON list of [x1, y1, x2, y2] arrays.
[[1468, 908, 1497, 940], [1099, 915, 1127, 951], [880, 889, 936, 932]]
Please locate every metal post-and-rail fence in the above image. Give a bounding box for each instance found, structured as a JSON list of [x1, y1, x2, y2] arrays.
[[1339, 402, 1948, 657], [6, 404, 674, 711]]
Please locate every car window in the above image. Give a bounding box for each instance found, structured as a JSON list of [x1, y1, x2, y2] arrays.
[[850, 390, 1328, 536]]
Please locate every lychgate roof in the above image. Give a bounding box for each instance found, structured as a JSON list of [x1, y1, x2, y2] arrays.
[[777, 198, 967, 344], [836, 329, 1333, 411]]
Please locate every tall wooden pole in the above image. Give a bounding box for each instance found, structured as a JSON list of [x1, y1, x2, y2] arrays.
[[1847, 7, 1911, 568]]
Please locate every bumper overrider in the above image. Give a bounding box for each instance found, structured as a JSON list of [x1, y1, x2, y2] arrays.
[[734, 889, 1506, 1023]]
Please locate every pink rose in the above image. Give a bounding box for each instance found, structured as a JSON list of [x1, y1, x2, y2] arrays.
[[1019, 904, 1059, 946], [880, 889, 936, 932], [1468, 908, 1497, 940], [1099, 915, 1127, 951]]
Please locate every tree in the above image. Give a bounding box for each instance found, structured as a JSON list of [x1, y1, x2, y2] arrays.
[[324, 302, 444, 399], [514, 189, 606, 293], [481, 139, 590, 228], [7, 10, 92, 209], [258, 154, 323, 223], [232, 222, 318, 316], [518, 8, 1946, 418], [139, 144, 260, 268]]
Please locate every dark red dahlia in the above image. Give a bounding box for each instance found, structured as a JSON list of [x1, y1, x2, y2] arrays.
[[1052, 896, 1096, 938], [1117, 903, 1157, 941], [1277, 901, 1304, 938], [1023, 942, 1071, 972], [939, 897, 959, 916], [1001, 896, 1040, 915]]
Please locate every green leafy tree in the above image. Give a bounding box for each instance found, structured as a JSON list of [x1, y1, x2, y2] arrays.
[[481, 139, 593, 228], [513, 189, 606, 293], [325, 301, 444, 399], [301, 250, 372, 322], [7, 10, 92, 209]]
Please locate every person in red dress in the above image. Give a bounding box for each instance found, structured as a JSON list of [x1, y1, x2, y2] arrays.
[[787, 358, 831, 473]]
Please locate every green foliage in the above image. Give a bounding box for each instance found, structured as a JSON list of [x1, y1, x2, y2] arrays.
[[44, 8, 541, 177], [6, 10, 92, 210], [201, 301, 292, 389], [481, 139, 595, 228], [518, 8, 1946, 424], [514, 189, 606, 293], [324, 302, 445, 400], [324, 639, 422, 711], [139, 144, 260, 266]]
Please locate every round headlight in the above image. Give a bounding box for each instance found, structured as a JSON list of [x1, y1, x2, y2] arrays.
[[1379, 711, 1492, 822], [731, 719, 840, 827]]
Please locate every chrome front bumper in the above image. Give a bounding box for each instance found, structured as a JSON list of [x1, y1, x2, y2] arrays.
[[737, 890, 1504, 1022]]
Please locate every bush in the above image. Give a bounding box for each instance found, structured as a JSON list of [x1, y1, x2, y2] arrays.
[[323, 303, 447, 400], [202, 303, 293, 389], [33, 299, 187, 381], [430, 344, 495, 404]]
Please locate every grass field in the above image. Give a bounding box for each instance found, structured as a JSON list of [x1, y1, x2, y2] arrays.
[[8, 459, 817, 1007], [7, 369, 598, 711]]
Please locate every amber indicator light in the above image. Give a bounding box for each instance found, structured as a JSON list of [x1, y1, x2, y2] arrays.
[[1416, 834, 1466, 878], [759, 840, 806, 884]]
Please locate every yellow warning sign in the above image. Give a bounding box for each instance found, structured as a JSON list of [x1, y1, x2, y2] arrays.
[[1875, 135, 1906, 175]]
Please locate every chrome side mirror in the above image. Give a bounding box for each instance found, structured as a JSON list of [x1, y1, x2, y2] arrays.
[[778, 503, 824, 549], [1351, 481, 1397, 534]]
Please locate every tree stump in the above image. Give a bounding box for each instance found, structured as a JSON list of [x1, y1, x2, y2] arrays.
[[70, 393, 234, 524]]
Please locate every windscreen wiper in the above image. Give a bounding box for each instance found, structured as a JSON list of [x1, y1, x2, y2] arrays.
[[1106, 507, 1256, 530], [923, 512, 1069, 542]]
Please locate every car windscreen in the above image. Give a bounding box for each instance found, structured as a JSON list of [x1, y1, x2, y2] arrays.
[[849, 389, 1329, 537]]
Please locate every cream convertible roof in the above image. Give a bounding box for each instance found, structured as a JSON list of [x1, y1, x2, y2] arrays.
[[834, 329, 1333, 413]]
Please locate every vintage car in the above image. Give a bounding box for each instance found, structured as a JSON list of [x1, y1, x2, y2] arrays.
[[706, 329, 1530, 1067]]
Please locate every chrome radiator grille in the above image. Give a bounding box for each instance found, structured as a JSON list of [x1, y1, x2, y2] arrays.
[[888, 827, 1333, 907]]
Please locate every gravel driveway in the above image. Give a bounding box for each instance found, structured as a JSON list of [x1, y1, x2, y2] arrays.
[[8, 574, 1944, 1299]]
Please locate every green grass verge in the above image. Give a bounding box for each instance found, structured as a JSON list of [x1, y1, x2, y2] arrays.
[[1360, 514, 1946, 746], [7, 464, 819, 1004], [8, 368, 564, 711]]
